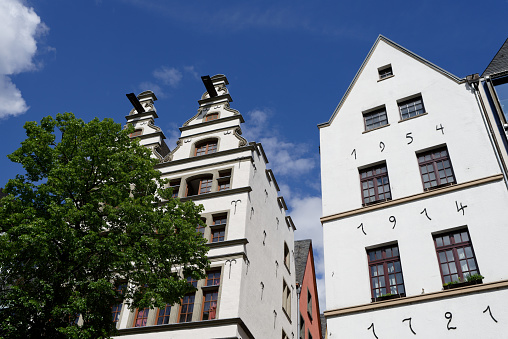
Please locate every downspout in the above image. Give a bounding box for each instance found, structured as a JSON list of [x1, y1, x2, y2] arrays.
[[469, 75, 508, 190]]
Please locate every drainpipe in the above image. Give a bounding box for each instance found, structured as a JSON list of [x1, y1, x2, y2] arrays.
[[467, 74, 508, 190]]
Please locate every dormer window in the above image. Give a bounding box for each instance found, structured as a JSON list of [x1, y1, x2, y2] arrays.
[[205, 113, 219, 121], [194, 139, 218, 156], [378, 64, 393, 80]]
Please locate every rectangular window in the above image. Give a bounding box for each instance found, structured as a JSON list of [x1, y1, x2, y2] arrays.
[[211, 215, 226, 243], [201, 290, 219, 320], [217, 169, 231, 191], [307, 288, 312, 319], [205, 112, 219, 121], [133, 308, 149, 327], [367, 245, 405, 300], [378, 65, 393, 80], [112, 282, 126, 323], [284, 242, 290, 271], [112, 303, 122, 323], [206, 271, 221, 286], [363, 107, 388, 131], [417, 147, 455, 190], [434, 230, 480, 284], [196, 218, 206, 237], [359, 164, 391, 205], [157, 305, 171, 325], [169, 179, 181, 198], [282, 280, 291, 317], [399, 96, 425, 120], [129, 129, 142, 137], [179, 294, 195, 323]]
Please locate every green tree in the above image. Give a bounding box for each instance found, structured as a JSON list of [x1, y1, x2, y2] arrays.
[[0, 113, 208, 338]]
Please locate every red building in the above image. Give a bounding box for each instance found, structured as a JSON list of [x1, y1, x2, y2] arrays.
[[295, 240, 323, 339]]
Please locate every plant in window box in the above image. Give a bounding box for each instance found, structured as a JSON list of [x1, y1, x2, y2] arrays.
[[373, 293, 403, 302], [443, 274, 483, 290]]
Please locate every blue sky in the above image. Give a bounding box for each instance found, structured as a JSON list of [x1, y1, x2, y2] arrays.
[[1, 0, 507, 310]]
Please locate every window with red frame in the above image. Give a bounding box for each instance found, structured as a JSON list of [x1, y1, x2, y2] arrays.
[[179, 294, 195, 323], [418, 147, 456, 190], [133, 308, 149, 327], [186, 176, 213, 196], [112, 304, 122, 323], [112, 282, 126, 323], [202, 290, 218, 320], [211, 215, 226, 243], [196, 219, 206, 237], [169, 179, 181, 198], [129, 129, 142, 137], [217, 169, 231, 191], [204, 112, 219, 121], [360, 163, 391, 205], [156, 304, 171, 325], [194, 140, 217, 156], [206, 271, 221, 286], [434, 230, 480, 284], [367, 245, 405, 300]]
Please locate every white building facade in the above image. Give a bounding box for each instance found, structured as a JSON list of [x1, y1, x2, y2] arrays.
[[319, 36, 508, 338], [115, 75, 298, 339]]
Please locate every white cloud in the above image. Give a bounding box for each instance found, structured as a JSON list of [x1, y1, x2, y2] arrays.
[[139, 81, 164, 98], [183, 66, 199, 79], [289, 195, 326, 311], [243, 109, 316, 177], [0, 0, 45, 118], [153, 66, 182, 88]]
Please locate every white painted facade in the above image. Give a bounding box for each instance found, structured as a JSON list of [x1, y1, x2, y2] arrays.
[[117, 75, 298, 339], [319, 37, 508, 338]]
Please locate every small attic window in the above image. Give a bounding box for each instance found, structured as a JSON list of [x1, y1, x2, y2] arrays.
[[378, 65, 393, 80], [130, 129, 142, 137], [205, 113, 219, 121]]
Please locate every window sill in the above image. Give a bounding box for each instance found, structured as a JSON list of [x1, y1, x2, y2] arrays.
[[371, 293, 405, 303], [201, 285, 220, 291], [398, 112, 428, 123], [362, 198, 392, 207], [362, 123, 390, 134], [423, 181, 456, 192], [443, 280, 482, 290], [377, 74, 394, 82]]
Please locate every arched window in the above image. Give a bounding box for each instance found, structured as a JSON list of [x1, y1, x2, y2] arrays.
[[129, 129, 142, 137], [194, 139, 217, 156], [186, 175, 213, 197], [204, 112, 219, 121]]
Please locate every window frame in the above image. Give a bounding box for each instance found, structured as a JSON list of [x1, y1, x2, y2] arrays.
[[186, 175, 213, 197], [284, 242, 290, 271], [434, 229, 480, 285], [156, 304, 171, 325], [359, 163, 392, 206], [201, 290, 219, 320], [378, 64, 393, 80], [282, 280, 291, 319], [210, 215, 226, 243], [307, 288, 312, 319], [129, 129, 142, 137], [133, 308, 149, 327], [204, 112, 219, 121], [363, 107, 388, 131], [367, 244, 406, 301], [194, 139, 218, 156], [417, 146, 456, 190], [398, 95, 425, 120], [178, 293, 195, 323]]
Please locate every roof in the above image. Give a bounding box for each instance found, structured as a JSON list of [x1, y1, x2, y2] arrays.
[[482, 37, 508, 77], [294, 239, 311, 286], [318, 35, 463, 129]]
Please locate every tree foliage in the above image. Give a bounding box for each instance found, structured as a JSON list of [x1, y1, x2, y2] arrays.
[[0, 113, 209, 338]]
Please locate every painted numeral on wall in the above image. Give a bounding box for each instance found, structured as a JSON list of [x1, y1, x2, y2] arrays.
[[357, 223, 367, 235], [455, 201, 467, 215], [351, 149, 357, 159], [445, 312, 457, 330], [483, 306, 498, 323], [402, 317, 416, 335], [436, 124, 445, 134], [367, 323, 379, 339], [389, 215, 396, 229], [406, 132, 413, 144], [420, 208, 432, 220], [379, 141, 385, 152]]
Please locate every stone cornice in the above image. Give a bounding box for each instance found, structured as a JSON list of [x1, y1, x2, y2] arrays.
[[125, 110, 158, 120], [207, 238, 248, 250], [159, 156, 253, 176], [324, 279, 508, 318], [156, 145, 255, 167], [117, 317, 254, 338], [321, 174, 504, 224], [179, 187, 252, 202], [179, 115, 244, 132]]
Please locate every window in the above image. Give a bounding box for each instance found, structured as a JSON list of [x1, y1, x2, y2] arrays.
[[196, 219, 206, 237], [211, 215, 226, 243], [434, 230, 480, 284], [417, 147, 455, 190], [399, 96, 425, 120], [282, 280, 291, 317], [217, 169, 231, 191], [179, 294, 195, 323], [206, 271, 221, 286], [169, 179, 181, 198], [367, 244, 405, 300], [186, 176, 213, 196], [359, 164, 391, 205], [130, 129, 142, 137], [112, 304, 122, 323], [299, 313, 305, 339], [204, 112, 219, 121], [156, 305, 171, 325], [202, 290, 218, 320], [378, 65, 393, 80], [284, 242, 290, 271], [133, 308, 149, 327], [363, 107, 388, 131], [307, 289, 312, 319], [194, 139, 217, 156], [492, 76, 508, 122]]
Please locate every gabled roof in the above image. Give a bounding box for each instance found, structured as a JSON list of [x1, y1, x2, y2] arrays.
[[482, 37, 508, 77], [294, 239, 311, 286], [318, 35, 463, 129]]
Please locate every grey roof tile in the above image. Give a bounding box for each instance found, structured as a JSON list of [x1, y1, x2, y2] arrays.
[[294, 239, 311, 286], [483, 37, 508, 77]]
